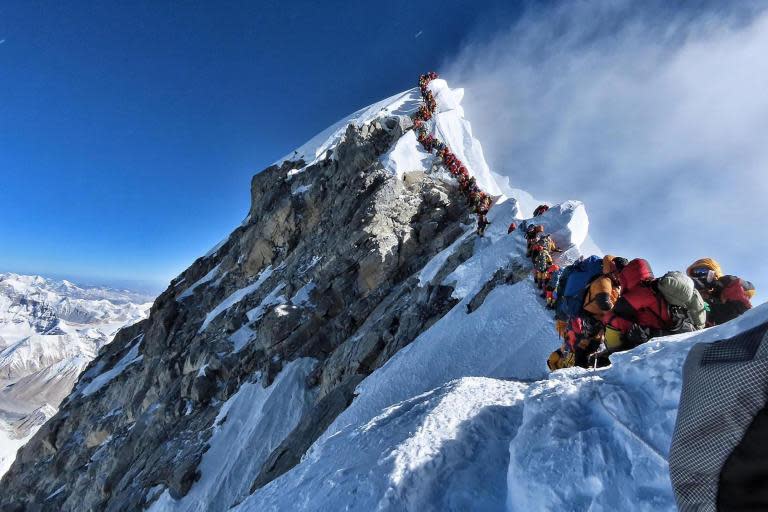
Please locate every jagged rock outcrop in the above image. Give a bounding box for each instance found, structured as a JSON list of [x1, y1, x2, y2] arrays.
[[0, 114, 494, 511]]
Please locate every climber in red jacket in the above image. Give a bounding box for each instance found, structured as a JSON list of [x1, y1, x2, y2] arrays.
[[603, 258, 673, 351]]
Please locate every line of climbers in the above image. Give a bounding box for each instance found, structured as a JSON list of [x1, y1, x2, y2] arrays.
[[412, 72, 494, 236], [515, 215, 756, 371], [411, 71, 756, 368]]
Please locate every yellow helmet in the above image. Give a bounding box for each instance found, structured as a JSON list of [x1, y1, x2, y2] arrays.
[[687, 258, 723, 280]]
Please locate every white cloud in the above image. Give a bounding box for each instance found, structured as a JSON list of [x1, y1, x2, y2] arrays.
[[443, 0, 768, 303]]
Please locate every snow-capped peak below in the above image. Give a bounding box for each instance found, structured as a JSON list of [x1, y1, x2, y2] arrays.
[[0, 272, 154, 477], [0, 273, 153, 306]]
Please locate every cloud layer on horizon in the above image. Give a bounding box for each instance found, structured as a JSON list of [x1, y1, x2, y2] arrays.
[[444, 0, 768, 302]]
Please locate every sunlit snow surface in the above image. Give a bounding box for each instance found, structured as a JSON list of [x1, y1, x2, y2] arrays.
[[149, 358, 318, 512], [231, 301, 768, 512], [228, 197, 763, 511], [274, 89, 422, 170]]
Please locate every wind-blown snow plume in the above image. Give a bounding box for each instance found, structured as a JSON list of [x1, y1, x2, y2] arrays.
[[444, 0, 768, 303]]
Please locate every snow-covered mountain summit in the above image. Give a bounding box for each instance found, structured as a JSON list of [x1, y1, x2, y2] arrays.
[[0, 79, 744, 512], [0, 273, 152, 476]]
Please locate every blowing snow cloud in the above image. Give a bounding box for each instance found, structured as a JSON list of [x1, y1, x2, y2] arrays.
[[444, 0, 768, 302]]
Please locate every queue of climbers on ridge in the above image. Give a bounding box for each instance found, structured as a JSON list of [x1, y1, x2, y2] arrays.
[[410, 70, 756, 371], [514, 209, 756, 371], [412, 72, 494, 236]]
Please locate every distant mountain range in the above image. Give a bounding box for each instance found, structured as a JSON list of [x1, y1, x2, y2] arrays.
[[0, 272, 153, 475]]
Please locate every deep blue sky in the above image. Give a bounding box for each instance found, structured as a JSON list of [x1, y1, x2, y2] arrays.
[[0, 0, 525, 291]]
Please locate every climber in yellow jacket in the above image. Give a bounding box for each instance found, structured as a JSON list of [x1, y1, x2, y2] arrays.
[[582, 255, 628, 320]]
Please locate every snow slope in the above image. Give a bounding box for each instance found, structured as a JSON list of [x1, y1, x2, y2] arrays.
[[236, 378, 527, 512], [380, 79, 502, 197], [149, 358, 318, 512], [233, 295, 768, 511], [6, 77, 742, 511]]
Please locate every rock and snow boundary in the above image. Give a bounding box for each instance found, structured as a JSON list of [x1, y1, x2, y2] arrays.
[[169, 77, 703, 511], [230, 193, 743, 512], [227, 78, 731, 511], [11, 75, 753, 512]]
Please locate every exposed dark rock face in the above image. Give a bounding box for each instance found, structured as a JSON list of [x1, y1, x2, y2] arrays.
[[0, 116, 496, 511]]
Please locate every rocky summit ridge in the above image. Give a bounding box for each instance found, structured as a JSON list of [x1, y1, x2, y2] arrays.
[[0, 82, 529, 511]]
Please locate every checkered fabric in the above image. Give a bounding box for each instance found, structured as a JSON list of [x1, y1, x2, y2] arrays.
[[669, 321, 768, 511]]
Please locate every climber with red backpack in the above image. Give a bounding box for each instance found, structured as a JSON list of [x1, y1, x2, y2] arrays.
[[686, 258, 754, 326], [601, 258, 699, 353], [602, 258, 662, 351], [547, 316, 605, 370]]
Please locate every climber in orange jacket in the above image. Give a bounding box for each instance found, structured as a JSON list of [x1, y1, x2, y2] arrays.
[[582, 256, 628, 320], [686, 258, 754, 326], [548, 316, 605, 370]]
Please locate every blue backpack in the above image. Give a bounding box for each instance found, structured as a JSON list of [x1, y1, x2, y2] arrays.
[[555, 255, 604, 319], [548, 268, 564, 291]]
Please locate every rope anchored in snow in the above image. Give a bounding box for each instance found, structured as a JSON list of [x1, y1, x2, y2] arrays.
[[412, 72, 493, 234]]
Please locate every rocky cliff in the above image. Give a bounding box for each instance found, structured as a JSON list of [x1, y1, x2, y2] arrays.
[[0, 86, 516, 511]]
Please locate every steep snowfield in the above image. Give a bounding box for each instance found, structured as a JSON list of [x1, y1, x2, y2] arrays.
[[236, 378, 527, 512], [233, 305, 768, 512], [0, 273, 152, 477], [6, 77, 750, 511], [149, 358, 318, 512]]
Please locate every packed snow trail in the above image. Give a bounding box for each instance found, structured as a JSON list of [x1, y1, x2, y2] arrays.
[[233, 378, 528, 512]]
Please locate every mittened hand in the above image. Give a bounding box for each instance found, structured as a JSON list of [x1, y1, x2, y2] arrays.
[[627, 323, 649, 344]]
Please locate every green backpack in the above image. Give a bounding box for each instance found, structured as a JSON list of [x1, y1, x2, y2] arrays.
[[657, 271, 707, 329]]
